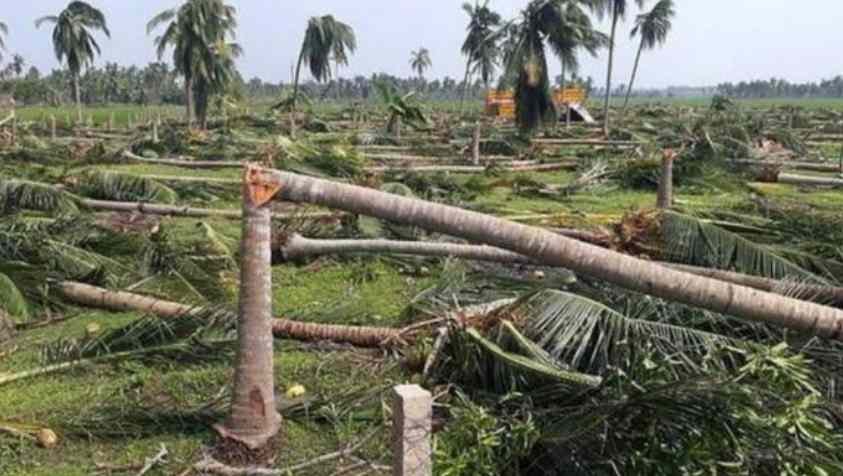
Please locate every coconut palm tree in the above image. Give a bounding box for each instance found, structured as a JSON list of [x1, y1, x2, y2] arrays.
[[504, 0, 603, 132], [147, 0, 239, 127], [460, 1, 501, 106], [35, 1, 110, 122], [291, 15, 356, 110], [592, 0, 646, 136], [622, 0, 674, 110], [409, 48, 432, 80], [192, 39, 243, 129]]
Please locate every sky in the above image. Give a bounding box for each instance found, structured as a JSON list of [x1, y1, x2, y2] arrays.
[[3, 0, 842, 88]]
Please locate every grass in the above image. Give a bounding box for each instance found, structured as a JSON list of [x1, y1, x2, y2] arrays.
[[16, 105, 183, 129]]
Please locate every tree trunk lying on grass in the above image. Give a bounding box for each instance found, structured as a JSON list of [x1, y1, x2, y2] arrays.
[[55, 281, 403, 347], [81, 199, 339, 222], [275, 235, 843, 308], [365, 161, 578, 174], [122, 151, 243, 169], [733, 158, 843, 173], [255, 167, 843, 340], [774, 173, 843, 188], [532, 138, 644, 147]]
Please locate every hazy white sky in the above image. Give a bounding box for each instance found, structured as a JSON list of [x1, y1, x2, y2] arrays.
[[4, 1, 841, 87]]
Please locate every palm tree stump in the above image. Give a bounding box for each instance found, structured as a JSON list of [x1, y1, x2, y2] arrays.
[[656, 149, 677, 209], [214, 165, 282, 461]]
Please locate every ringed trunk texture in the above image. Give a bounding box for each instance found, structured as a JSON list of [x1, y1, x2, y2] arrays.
[[623, 40, 645, 111], [257, 168, 843, 340], [215, 179, 282, 450], [656, 155, 674, 209], [602, 8, 619, 137]]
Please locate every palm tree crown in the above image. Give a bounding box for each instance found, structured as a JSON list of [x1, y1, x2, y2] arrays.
[[35, 1, 110, 76], [503, 0, 604, 132], [410, 48, 432, 79], [631, 0, 674, 50], [461, 1, 502, 88], [147, 0, 240, 127], [0, 22, 7, 63], [291, 15, 356, 108]]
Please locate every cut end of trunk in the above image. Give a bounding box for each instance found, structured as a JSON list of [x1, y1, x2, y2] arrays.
[[211, 418, 283, 466]]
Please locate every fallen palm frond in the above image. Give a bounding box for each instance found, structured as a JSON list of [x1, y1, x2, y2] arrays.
[[0, 179, 79, 215], [72, 170, 179, 204]]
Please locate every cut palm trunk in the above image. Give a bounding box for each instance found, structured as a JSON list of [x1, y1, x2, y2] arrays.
[[121, 151, 243, 169], [254, 167, 843, 340], [81, 199, 338, 222], [275, 235, 843, 307], [656, 152, 675, 209], [532, 139, 643, 147], [773, 173, 843, 188], [732, 158, 843, 173], [215, 169, 282, 451], [365, 161, 577, 174], [56, 282, 402, 347]]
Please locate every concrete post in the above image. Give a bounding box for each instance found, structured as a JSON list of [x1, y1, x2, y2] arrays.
[[392, 385, 432, 476]]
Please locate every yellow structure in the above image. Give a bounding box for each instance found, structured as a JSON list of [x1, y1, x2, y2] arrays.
[[485, 88, 587, 120]]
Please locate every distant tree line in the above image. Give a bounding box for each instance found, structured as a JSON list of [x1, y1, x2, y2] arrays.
[[717, 76, 843, 99]]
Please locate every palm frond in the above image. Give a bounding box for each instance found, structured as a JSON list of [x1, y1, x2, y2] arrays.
[[75, 171, 178, 204], [0, 271, 29, 323], [0, 179, 80, 215], [660, 211, 826, 284], [515, 290, 739, 376]]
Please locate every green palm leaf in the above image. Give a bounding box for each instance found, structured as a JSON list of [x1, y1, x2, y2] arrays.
[[0, 179, 80, 215], [76, 171, 178, 204]]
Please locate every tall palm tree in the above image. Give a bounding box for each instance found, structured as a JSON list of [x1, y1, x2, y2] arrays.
[[504, 0, 603, 132], [147, 0, 239, 128], [35, 1, 110, 122], [291, 15, 356, 110], [622, 0, 674, 110], [409, 48, 432, 80], [461, 1, 502, 106], [592, 0, 646, 136]]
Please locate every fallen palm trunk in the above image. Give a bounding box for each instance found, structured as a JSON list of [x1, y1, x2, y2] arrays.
[[55, 281, 402, 347], [365, 161, 577, 174], [364, 153, 516, 163], [80, 199, 338, 221], [275, 235, 843, 307], [122, 151, 243, 169], [139, 174, 240, 185], [775, 173, 843, 188], [255, 167, 843, 340], [733, 158, 843, 173], [532, 139, 644, 147]]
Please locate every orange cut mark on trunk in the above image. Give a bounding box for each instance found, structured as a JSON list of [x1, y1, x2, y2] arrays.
[[244, 165, 282, 207], [249, 387, 267, 417]]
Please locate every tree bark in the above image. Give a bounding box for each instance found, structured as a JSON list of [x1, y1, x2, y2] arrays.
[[623, 39, 645, 111], [56, 281, 402, 347], [255, 167, 843, 340], [459, 61, 472, 113], [472, 122, 481, 165], [184, 77, 194, 126], [215, 175, 282, 450], [602, 7, 620, 137], [121, 150, 243, 169], [291, 50, 305, 112], [73, 73, 82, 124], [656, 154, 674, 209]]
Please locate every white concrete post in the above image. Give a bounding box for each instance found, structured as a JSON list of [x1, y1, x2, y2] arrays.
[[392, 385, 432, 476]]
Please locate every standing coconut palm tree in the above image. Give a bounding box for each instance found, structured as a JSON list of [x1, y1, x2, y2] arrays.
[[409, 48, 432, 80], [291, 15, 356, 110], [504, 0, 603, 132], [622, 0, 674, 110], [147, 0, 239, 128], [592, 0, 645, 136], [35, 2, 110, 122], [461, 1, 502, 107]]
